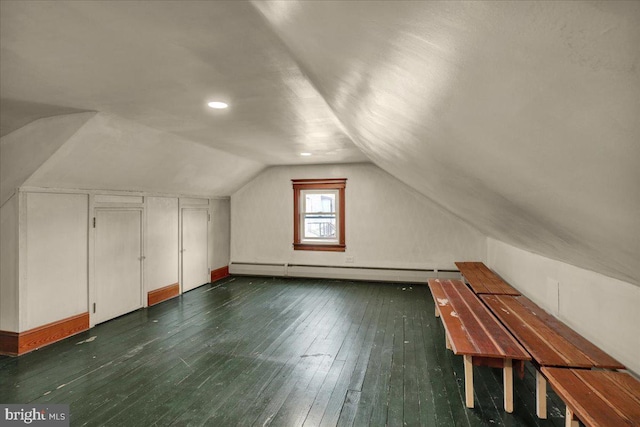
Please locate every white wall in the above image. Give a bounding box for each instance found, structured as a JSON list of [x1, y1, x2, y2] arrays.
[[0, 193, 19, 331], [24, 113, 265, 198], [0, 112, 95, 206], [255, 1, 640, 288], [0, 189, 226, 334], [145, 197, 179, 292], [210, 198, 230, 270], [23, 192, 88, 331], [487, 238, 640, 375], [231, 163, 486, 270]]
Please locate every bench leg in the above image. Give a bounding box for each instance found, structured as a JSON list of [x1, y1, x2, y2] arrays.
[[464, 355, 474, 408], [445, 333, 451, 350], [565, 406, 579, 427], [435, 305, 440, 318], [503, 358, 513, 413], [536, 370, 547, 419]]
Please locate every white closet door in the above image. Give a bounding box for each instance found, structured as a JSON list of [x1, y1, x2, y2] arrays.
[[181, 209, 209, 292], [94, 209, 143, 324]]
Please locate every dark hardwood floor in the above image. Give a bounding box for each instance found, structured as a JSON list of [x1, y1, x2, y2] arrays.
[[0, 276, 567, 426]]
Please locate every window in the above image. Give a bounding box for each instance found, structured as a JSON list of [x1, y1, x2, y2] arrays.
[[292, 178, 346, 251]]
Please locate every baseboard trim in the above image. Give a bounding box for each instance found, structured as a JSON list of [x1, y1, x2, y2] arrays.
[[147, 283, 180, 306], [0, 331, 19, 356], [0, 312, 90, 356], [229, 262, 460, 283], [211, 266, 230, 282]]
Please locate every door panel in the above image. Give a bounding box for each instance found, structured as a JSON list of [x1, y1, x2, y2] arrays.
[[182, 209, 208, 292], [94, 209, 143, 324]]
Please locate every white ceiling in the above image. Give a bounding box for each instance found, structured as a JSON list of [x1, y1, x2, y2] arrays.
[[1, 1, 639, 285], [0, 112, 264, 205], [0, 0, 365, 164]]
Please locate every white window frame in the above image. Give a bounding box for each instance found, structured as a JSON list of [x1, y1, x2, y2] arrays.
[[300, 189, 340, 244]]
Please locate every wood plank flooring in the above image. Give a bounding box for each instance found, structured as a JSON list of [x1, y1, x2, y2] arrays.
[[0, 276, 568, 426]]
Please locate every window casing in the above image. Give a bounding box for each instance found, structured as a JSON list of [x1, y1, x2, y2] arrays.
[[292, 178, 346, 251]]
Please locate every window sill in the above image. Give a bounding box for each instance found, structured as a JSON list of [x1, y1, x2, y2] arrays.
[[293, 243, 346, 252]]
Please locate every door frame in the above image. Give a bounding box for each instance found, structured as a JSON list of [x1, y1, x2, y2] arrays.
[[180, 207, 209, 293], [89, 207, 144, 326]]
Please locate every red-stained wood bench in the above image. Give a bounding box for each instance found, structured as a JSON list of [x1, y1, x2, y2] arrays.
[[428, 279, 531, 412], [481, 294, 626, 419], [456, 261, 520, 296], [541, 367, 640, 427]]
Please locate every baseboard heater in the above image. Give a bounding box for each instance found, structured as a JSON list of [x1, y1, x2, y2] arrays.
[[229, 262, 460, 283]]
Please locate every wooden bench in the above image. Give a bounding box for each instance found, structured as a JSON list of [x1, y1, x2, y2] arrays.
[[428, 279, 530, 412], [541, 367, 640, 427], [481, 294, 626, 419], [456, 261, 520, 296]]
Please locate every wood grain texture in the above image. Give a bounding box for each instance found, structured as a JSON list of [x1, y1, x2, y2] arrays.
[[456, 261, 520, 296], [0, 313, 90, 356], [482, 294, 624, 369], [210, 266, 229, 282], [19, 313, 90, 355], [428, 279, 530, 360], [292, 243, 346, 252], [0, 277, 568, 426], [517, 296, 623, 369], [0, 331, 19, 356], [147, 283, 180, 306], [541, 367, 640, 427]]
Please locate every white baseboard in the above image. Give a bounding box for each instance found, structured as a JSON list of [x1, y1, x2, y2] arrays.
[[229, 262, 285, 276], [229, 262, 459, 283]]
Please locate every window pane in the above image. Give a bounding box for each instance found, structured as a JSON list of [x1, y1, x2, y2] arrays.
[[305, 193, 335, 213], [304, 215, 336, 239], [292, 178, 345, 251]]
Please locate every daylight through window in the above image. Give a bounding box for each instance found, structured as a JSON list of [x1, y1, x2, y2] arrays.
[[292, 178, 346, 251]]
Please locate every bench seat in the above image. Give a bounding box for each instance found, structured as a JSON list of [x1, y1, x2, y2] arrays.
[[541, 367, 640, 427], [456, 261, 520, 295], [482, 294, 625, 418], [428, 279, 530, 412]]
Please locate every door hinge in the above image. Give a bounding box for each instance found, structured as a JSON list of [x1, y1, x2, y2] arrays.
[[93, 217, 96, 228], [93, 302, 96, 313], [208, 213, 211, 222]]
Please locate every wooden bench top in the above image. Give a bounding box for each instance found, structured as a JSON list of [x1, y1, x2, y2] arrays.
[[482, 295, 625, 369], [428, 279, 530, 360], [455, 261, 520, 296], [541, 367, 640, 427]]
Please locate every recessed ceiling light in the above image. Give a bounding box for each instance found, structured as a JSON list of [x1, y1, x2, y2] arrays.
[[300, 152, 312, 156], [207, 101, 228, 109]]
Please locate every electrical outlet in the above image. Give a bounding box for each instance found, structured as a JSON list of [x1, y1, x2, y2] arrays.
[[346, 256, 355, 263]]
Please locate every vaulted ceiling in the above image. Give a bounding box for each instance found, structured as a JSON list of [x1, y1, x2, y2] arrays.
[[1, 1, 638, 286], [0, 0, 364, 164]]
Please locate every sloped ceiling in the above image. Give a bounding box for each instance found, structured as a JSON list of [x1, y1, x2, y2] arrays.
[[253, 1, 640, 286], [0, 112, 96, 205], [20, 112, 264, 198], [0, 0, 365, 164], [1, 1, 638, 285]]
